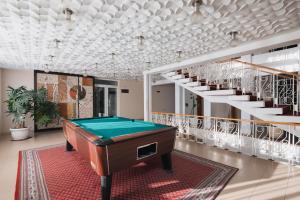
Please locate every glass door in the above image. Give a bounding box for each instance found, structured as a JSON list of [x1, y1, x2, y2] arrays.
[[95, 87, 105, 116], [108, 88, 117, 116], [95, 85, 117, 116]]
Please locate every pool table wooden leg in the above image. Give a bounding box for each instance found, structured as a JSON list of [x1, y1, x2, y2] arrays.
[[161, 152, 172, 171], [101, 174, 112, 200], [66, 140, 73, 151]]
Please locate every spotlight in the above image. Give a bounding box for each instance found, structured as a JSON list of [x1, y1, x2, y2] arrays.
[[191, 0, 203, 25]]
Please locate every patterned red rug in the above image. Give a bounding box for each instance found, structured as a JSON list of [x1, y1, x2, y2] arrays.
[[15, 145, 237, 200]]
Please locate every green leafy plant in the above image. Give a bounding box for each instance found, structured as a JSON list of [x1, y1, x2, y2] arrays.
[[30, 87, 59, 127], [5, 86, 33, 128], [5, 86, 59, 129]]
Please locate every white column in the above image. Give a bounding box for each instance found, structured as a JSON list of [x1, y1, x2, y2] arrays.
[[297, 44, 300, 112], [0, 69, 2, 135], [182, 88, 185, 114], [143, 73, 152, 121], [175, 84, 185, 114], [203, 99, 211, 117], [240, 54, 252, 135], [203, 99, 211, 128], [104, 87, 108, 116]]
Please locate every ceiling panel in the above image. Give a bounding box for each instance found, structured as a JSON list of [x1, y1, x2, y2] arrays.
[[0, 0, 299, 79]]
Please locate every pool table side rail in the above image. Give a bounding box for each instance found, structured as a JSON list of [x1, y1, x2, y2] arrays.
[[70, 115, 117, 122], [65, 119, 177, 146], [98, 126, 177, 145]]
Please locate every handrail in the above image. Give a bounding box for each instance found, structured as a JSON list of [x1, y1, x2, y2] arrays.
[[233, 59, 300, 81], [216, 59, 300, 81], [152, 112, 300, 127]]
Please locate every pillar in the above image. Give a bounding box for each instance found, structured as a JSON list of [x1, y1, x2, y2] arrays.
[[203, 99, 212, 128], [240, 54, 253, 135], [175, 84, 185, 114], [144, 73, 152, 121]]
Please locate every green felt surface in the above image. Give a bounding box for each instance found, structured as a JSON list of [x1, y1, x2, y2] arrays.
[[70, 116, 169, 140]]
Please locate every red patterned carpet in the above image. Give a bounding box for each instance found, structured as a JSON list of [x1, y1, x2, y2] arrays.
[[15, 145, 237, 200]]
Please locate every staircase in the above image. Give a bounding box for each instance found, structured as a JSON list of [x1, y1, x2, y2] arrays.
[[162, 60, 300, 136]]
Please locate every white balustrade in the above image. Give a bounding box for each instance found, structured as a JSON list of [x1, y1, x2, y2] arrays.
[[152, 112, 300, 165]]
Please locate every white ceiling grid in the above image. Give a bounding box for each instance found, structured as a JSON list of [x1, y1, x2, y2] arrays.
[[0, 0, 299, 79]]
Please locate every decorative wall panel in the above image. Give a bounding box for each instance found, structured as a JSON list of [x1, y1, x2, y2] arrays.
[[35, 71, 94, 130], [79, 77, 94, 118]]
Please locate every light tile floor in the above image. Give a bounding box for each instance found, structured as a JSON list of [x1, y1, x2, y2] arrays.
[[0, 131, 299, 200]]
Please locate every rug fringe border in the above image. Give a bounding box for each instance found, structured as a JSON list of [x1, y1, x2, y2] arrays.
[[14, 151, 22, 200]]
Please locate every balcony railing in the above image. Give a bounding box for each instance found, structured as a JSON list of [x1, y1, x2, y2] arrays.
[[152, 112, 300, 165]]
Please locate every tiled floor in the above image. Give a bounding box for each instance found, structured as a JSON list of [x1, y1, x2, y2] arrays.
[[0, 131, 299, 200]]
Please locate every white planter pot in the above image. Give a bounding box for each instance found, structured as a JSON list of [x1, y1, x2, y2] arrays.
[[10, 128, 30, 141]]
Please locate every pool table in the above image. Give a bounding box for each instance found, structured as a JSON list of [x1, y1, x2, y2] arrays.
[[63, 116, 176, 200]]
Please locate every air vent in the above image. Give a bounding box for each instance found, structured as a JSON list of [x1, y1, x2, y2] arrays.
[[121, 89, 129, 93]]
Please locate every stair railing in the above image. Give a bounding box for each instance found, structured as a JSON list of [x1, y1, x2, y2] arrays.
[[234, 60, 300, 115], [186, 59, 300, 115], [152, 112, 300, 165]]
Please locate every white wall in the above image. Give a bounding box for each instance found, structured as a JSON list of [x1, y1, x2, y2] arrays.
[[211, 103, 241, 119], [1, 68, 34, 135], [0, 69, 2, 134], [117, 80, 144, 119], [152, 84, 175, 113], [211, 103, 231, 118], [185, 89, 197, 115]]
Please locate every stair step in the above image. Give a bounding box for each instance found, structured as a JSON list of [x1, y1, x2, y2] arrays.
[[249, 96, 258, 101], [201, 89, 236, 96], [264, 101, 274, 107], [255, 107, 283, 115], [242, 101, 265, 107], [165, 71, 176, 77], [235, 90, 253, 96], [278, 112, 300, 116], [183, 73, 189, 78], [236, 90, 242, 95], [178, 78, 192, 83], [185, 81, 201, 87], [274, 105, 291, 114], [228, 95, 250, 101], [171, 74, 185, 80], [194, 86, 210, 91]]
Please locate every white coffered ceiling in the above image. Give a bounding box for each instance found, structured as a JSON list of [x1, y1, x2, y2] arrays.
[[0, 0, 299, 79]]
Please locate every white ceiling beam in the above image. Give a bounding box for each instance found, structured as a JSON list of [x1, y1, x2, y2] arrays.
[[145, 28, 300, 75]]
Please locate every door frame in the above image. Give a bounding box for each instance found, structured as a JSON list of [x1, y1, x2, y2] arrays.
[[95, 84, 118, 116]]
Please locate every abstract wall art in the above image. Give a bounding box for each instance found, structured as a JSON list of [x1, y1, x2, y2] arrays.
[[34, 71, 94, 130]]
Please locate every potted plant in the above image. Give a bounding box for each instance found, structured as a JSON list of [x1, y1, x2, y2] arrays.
[[30, 87, 59, 128], [5, 86, 59, 140], [5, 86, 33, 140]]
